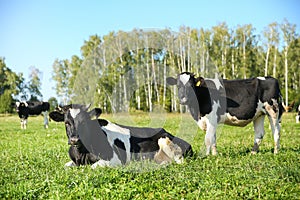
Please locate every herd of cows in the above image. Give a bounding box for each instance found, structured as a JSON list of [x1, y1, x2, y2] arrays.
[[13, 72, 300, 168]]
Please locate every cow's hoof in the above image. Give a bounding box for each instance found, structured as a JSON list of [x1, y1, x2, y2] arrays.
[[251, 151, 258, 155], [212, 147, 218, 156]]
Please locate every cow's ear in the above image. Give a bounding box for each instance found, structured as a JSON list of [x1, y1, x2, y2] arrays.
[[195, 77, 205, 87], [166, 77, 177, 85], [88, 108, 102, 119], [49, 111, 64, 122]]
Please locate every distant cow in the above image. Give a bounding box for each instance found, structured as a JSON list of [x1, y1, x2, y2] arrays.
[[49, 104, 192, 168], [296, 105, 300, 123], [282, 101, 295, 112], [15, 101, 50, 129], [167, 72, 283, 155]]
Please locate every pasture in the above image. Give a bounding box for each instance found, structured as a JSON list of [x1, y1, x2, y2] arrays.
[[0, 112, 299, 199]]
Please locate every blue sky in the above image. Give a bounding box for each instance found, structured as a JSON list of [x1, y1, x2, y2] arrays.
[[0, 0, 299, 101]]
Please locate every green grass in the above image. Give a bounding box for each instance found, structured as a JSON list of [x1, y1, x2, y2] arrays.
[[0, 113, 299, 199]]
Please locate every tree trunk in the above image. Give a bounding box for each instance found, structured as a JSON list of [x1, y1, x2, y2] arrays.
[[163, 57, 167, 109], [173, 86, 177, 112], [243, 33, 246, 79], [272, 46, 277, 77], [264, 46, 270, 76], [135, 46, 141, 110], [119, 55, 128, 112], [151, 51, 159, 103], [146, 57, 152, 112], [284, 49, 288, 106], [187, 31, 191, 72], [231, 49, 235, 78]]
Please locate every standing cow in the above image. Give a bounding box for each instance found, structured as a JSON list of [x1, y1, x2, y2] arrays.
[[15, 101, 50, 129], [49, 104, 193, 168], [167, 72, 283, 155], [296, 105, 300, 123]]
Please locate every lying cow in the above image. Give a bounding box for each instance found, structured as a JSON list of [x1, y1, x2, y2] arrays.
[[15, 101, 50, 129], [49, 104, 192, 168], [167, 72, 283, 155]]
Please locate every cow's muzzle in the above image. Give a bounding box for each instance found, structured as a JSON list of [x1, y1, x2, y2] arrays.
[[70, 137, 80, 145]]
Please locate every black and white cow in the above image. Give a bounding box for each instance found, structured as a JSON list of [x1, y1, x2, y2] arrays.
[[167, 72, 283, 155], [296, 105, 300, 123], [15, 101, 50, 129], [49, 104, 192, 168]]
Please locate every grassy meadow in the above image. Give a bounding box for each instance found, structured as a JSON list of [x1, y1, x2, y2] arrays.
[[0, 112, 299, 199]]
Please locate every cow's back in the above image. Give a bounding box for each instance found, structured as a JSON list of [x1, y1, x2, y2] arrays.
[[223, 78, 260, 120], [27, 101, 50, 115], [222, 77, 282, 121]]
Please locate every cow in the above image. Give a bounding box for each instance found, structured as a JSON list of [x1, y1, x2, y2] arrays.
[[49, 104, 193, 168], [167, 72, 283, 155], [15, 101, 50, 129], [282, 101, 295, 112], [296, 105, 300, 123]]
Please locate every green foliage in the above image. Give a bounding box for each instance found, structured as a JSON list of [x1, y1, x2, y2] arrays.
[[81, 35, 102, 58], [0, 113, 299, 199], [52, 21, 300, 112], [27, 66, 43, 101], [0, 58, 24, 113], [52, 59, 70, 104], [0, 90, 13, 113], [48, 97, 58, 111]]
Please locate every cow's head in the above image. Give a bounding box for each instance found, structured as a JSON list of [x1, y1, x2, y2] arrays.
[[155, 137, 183, 164], [15, 101, 28, 113], [49, 104, 102, 146], [167, 72, 204, 105]]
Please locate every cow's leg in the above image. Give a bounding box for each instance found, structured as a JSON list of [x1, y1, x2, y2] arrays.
[[91, 159, 111, 169], [252, 115, 265, 154], [196, 115, 216, 155], [265, 102, 281, 154], [205, 128, 217, 155], [205, 101, 220, 155], [205, 121, 217, 155], [20, 119, 26, 129], [194, 99, 220, 156], [267, 115, 281, 154], [24, 119, 27, 129]]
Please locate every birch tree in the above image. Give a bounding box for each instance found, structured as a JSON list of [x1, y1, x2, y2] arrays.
[[263, 22, 280, 76], [52, 59, 70, 104], [28, 66, 43, 101], [211, 22, 230, 78], [281, 19, 296, 106], [51, 24, 300, 113]]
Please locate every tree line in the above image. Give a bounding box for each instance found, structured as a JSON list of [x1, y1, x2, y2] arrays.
[[1, 20, 299, 114], [52, 20, 300, 113]]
